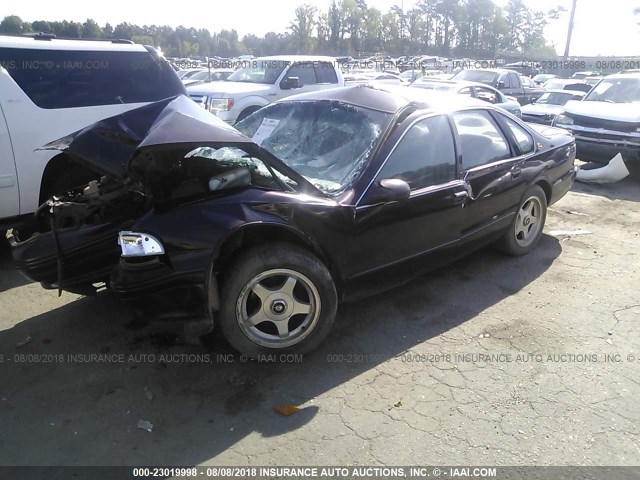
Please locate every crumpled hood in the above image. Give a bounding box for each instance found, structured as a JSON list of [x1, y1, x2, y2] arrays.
[[522, 103, 565, 116], [39, 95, 253, 179], [563, 100, 640, 123], [187, 81, 274, 97]]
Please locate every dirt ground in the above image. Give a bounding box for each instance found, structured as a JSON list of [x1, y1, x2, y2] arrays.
[[0, 176, 639, 467]]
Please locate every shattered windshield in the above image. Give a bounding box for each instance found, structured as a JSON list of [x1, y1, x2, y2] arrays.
[[584, 78, 640, 103], [226, 60, 288, 84], [235, 100, 391, 195]]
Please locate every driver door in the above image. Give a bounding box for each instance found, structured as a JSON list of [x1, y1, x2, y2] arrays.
[[347, 114, 468, 279]]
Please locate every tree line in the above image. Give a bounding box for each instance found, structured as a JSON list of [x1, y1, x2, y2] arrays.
[[1, 1, 635, 59]]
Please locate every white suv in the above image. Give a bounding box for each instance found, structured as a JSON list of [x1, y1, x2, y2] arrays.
[[0, 34, 185, 228], [187, 55, 344, 124]]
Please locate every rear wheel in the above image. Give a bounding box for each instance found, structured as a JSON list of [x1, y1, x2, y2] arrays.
[[217, 243, 337, 358], [497, 185, 547, 256]]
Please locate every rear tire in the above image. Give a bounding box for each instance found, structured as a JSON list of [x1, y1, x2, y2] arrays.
[[217, 243, 337, 358], [497, 185, 547, 256]]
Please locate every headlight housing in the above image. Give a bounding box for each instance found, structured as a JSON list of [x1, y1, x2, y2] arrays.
[[554, 114, 574, 126], [118, 231, 164, 257], [208, 98, 234, 113]]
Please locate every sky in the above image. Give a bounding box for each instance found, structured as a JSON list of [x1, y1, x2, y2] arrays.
[[2, 0, 639, 56]]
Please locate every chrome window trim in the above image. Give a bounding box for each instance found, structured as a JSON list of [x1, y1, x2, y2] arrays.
[[356, 179, 467, 211], [409, 179, 468, 199], [463, 155, 520, 174]]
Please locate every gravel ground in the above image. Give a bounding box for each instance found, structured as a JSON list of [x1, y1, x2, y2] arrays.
[[0, 177, 639, 467]]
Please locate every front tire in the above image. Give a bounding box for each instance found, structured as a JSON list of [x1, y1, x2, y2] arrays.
[[217, 243, 337, 358], [497, 185, 547, 256]]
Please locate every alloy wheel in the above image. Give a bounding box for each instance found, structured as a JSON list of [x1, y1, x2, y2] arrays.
[[236, 268, 321, 348], [514, 196, 543, 248]]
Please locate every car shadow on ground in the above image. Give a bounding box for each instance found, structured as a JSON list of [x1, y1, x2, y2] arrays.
[[0, 235, 561, 466], [571, 174, 640, 203], [0, 242, 31, 293]]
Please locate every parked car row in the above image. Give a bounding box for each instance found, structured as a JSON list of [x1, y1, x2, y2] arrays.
[[449, 68, 541, 105], [521, 90, 587, 125], [178, 68, 235, 87], [409, 78, 522, 117]]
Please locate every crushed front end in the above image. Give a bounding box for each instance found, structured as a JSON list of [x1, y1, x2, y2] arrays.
[[7, 177, 147, 295]]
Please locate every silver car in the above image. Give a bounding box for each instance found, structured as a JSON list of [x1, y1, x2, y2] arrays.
[[410, 78, 522, 117]]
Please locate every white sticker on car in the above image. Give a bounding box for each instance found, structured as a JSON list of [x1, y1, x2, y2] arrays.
[[252, 118, 280, 145]]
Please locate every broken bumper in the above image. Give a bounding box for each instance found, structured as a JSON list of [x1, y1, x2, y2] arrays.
[[6, 223, 121, 290], [110, 253, 212, 320]]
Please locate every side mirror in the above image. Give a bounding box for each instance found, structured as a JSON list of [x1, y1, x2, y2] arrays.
[[497, 80, 506, 88], [367, 178, 411, 204], [282, 76, 302, 89]]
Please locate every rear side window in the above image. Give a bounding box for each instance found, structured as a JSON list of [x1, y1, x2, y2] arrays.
[[315, 62, 338, 84], [453, 110, 511, 169], [285, 63, 317, 86], [503, 117, 534, 154], [0, 48, 185, 109]]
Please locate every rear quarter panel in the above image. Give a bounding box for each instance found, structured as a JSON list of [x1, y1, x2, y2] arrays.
[[525, 124, 576, 203]]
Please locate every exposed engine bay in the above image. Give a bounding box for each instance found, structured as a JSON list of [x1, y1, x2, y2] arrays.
[[7, 176, 149, 295], [39, 177, 148, 232]]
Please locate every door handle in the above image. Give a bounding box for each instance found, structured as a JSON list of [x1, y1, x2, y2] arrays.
[[454, 190, 468, 206], [511, 166, 522, 178]]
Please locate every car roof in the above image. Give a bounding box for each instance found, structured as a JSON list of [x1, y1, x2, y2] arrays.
[[546, 78, 587, 84], [544, 89, 586, 96], [413, 79, 500, 90], [458, 68, 518, 74], [255, 55, 337, 63], [601, 72, 640, 80], [277, 84, 487, 114], [0, 34, 148, 52]]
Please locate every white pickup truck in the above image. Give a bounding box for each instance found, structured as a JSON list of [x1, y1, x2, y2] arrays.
[[187, 55, 344, 124], [553, 71, 640, 167]]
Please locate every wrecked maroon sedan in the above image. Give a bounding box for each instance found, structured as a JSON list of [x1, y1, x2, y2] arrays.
[[7, 86, 577, 357]]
